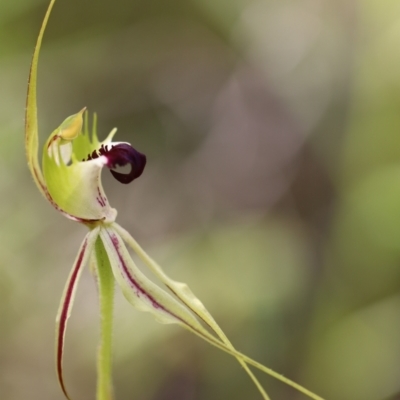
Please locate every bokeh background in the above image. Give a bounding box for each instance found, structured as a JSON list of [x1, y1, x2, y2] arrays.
[[1, 0, 400, 399]]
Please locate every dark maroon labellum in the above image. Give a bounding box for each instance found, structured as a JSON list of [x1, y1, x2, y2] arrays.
[[86, 143, 146, 184]]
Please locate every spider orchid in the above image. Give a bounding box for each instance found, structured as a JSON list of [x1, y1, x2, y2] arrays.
[[25, 1, 324, 400]]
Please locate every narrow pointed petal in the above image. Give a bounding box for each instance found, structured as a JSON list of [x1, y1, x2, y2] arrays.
[[99, 227, 206, 329], [25, 0, 57, 199], [112, 224, 223, 321], [99, 226, 282, 398], [55, 227, 100, 399], [112, 223, 270, 399], [99, 227, 277, 393], [112, 224, 328, 400]]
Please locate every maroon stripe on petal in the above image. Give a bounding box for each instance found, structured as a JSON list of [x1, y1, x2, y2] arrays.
[[105, 230, 233, 368], [107, 231, 182, 321], [56, 238, 88, 400]]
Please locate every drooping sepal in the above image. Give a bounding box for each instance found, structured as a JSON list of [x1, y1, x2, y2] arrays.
[[55, 227, 100, 400], [99, 226, 202, 327], [112, 223, 270, 399], [110, 223, 326, 400]]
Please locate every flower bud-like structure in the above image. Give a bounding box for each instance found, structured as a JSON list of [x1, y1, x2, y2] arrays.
[[43, 108, 146, 223], [24, 1, 324, 400]]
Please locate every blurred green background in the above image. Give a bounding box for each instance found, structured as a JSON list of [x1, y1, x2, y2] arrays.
[[1, 0, 400, 399]]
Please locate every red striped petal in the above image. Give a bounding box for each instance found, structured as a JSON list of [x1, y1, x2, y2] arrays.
[[55, 228, 100, 399]]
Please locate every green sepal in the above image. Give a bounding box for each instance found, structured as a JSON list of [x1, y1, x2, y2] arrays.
[[111, 223, 326, 400], [55, 226, 100, 400], [112, 223, 271, 399], [25, 0, 57, 200], [99, 226, 204, 328]]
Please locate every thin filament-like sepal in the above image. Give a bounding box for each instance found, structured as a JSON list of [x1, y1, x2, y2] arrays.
[[111, 223, 325, 400], [99, 226, 203, 328], [112, 223, 270, 400], [55, 227, 100, 400]]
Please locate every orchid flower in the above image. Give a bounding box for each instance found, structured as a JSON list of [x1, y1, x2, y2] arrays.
[[25, 1, 325, 400]]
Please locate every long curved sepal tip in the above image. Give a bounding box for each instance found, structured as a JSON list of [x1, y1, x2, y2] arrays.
[[99, 226, 205, 329], [25, 0, 57, 199], [111, 223, 271, 398], [111, 223, 324, 400], [55, 227, 100, 399]]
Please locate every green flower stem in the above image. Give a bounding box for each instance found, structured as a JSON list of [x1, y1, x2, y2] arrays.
[[95, 235, 115, 400]]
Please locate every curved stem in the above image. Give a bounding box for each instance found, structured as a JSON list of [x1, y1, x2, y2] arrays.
[[95, 236, 115, 400]]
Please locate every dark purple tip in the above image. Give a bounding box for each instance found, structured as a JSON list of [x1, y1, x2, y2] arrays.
[[106, 143, 146, 184], [86, 143, 146, 184]]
